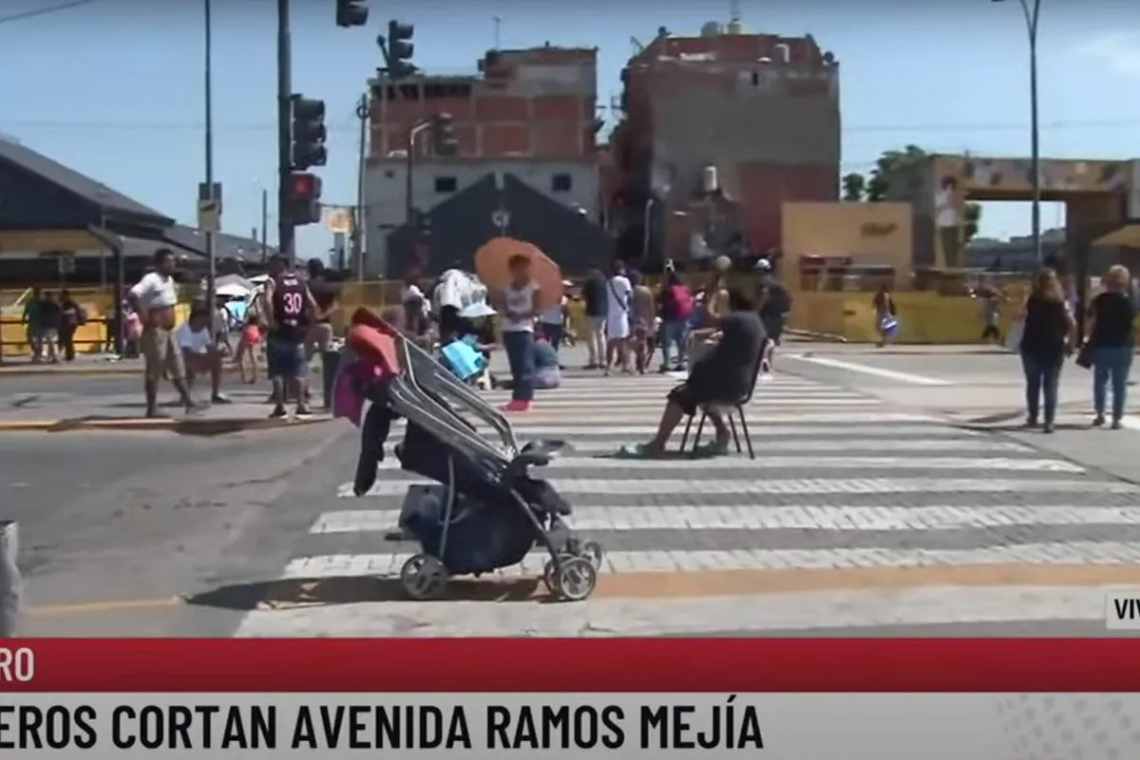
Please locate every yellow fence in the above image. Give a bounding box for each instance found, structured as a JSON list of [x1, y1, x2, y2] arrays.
[[789, 291, 1024, 344], [1, 278, 1099, 356]]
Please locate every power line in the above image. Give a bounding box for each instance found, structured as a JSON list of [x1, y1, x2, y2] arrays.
[[2, 117, 1137, 135], [0, 0, 100, 25]]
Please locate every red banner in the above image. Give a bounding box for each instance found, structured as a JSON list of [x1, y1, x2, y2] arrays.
[[1, 638, 1139, 692]]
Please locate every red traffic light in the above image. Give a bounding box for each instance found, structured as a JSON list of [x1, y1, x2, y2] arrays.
[[289, 172, 322, 200]]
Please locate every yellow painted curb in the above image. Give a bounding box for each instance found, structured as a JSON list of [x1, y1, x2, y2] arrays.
[[0, 415, 331, 434], [29, 596, 183, 617]]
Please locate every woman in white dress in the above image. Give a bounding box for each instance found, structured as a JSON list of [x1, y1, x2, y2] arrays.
[[605, 260, 634, 374]]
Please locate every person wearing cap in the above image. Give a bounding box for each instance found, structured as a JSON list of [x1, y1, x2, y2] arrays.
[[176, 300, 231, 405]]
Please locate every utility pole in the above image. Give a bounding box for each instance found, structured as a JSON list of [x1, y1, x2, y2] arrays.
[[203, 0, 217, 339], [276, 0, 294, 259], [354, 93, 368, 280], [260, 188, 268, 262]]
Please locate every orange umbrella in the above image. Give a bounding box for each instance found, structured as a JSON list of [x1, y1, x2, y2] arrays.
[[474, 237, 563, 313]]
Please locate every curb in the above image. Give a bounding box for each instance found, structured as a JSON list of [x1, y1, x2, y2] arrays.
[[0, 414, 332, 435]]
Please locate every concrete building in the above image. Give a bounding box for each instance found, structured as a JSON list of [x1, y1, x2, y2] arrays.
[[609, 21, 841, 264], [363, 45, 602, 277]]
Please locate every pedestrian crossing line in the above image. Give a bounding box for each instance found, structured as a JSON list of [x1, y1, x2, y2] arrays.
[[280, 540, 1140, 582], [413, 413, 942, 427], [383, 423, 978, 438], [342, 477, 1136, 498], [372, 455, 1082, 473], [232, 583, 1140, 638], [310, 505, 1140, 535], [479, 397, 884, 408], [483, 388, 874, 400], [550, 438, 1029, 455]]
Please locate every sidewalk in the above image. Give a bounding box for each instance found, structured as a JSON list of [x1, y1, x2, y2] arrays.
[[786, 341, 1011, 356], [0, 388, 330, 434], [0, 355, 261, 377]]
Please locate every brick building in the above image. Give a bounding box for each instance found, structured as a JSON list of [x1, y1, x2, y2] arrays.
[[608, 22, 841, 264], [363, 46, 604, 277]]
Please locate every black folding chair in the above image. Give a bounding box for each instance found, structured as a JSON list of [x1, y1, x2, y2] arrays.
[[677, 350, 765, 459]]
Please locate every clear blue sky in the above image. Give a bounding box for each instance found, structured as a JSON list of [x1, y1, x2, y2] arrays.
[[1, 0, 1137, 260]]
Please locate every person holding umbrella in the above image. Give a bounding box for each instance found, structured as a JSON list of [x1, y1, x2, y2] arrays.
[[476, 237, 567, 412], [497, 254, 538, 412]]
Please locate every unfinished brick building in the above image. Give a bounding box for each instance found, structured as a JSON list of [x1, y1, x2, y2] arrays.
[[363, 46, 605, 276], [369, 45, 599, 160], [609, 22, 841, 262]]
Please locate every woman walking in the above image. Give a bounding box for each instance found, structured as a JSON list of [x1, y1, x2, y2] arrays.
[[872, 284, 897, 347], [1085, 264, 1135, 429], [657, 267, 693, 372], [1019, 267, 1076, 433]]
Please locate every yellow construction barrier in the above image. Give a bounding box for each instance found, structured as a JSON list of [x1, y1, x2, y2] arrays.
[[788, 291, 1025, 344]]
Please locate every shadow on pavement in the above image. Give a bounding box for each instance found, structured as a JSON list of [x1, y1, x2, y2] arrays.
[[184, 574, 547, 610]]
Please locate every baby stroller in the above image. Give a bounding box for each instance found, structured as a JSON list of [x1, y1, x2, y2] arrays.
[[344, 314, 604, 602]]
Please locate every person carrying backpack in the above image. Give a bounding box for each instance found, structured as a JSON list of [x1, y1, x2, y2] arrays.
[[657, 266, 693, 372]]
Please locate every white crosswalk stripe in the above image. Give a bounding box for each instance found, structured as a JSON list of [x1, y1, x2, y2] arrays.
[[235, 367, 1140, 637]]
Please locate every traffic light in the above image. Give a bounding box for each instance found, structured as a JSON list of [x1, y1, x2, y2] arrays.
[[431, 113, 458, 157], [335, 0, 367, 27], [290, 95, 327, 170], [386, 20, 415, 78], [286, 172, 322, 226]]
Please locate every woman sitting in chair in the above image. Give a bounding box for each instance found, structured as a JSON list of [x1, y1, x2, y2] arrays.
[[623, 287, 765, 458]]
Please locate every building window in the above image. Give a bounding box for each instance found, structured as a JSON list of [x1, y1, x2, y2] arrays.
[[551, 173, 572, 193], [434, 176, 457, 194]]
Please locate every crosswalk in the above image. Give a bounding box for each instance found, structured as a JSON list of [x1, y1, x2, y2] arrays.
[[234, 369, 1140, 637]]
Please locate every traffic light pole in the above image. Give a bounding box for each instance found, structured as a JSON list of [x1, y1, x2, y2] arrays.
[[203, 0, 217, 342], [276, 0, 294, 260]]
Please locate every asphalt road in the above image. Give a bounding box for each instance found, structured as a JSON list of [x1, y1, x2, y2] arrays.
[[7, 344, 1140, 638], [2, 424, 346, 636], [0, 374, 140, 398]]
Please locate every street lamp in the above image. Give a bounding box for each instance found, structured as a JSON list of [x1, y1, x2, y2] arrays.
[[405, 119, 433, 225], [993, 0, 1042, 264]]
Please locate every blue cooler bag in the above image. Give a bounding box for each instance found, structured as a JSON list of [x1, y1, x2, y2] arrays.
[[441, 339, 486, 381]]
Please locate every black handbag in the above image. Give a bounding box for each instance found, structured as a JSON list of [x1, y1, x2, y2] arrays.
[[1075, 342, 1094, 370]]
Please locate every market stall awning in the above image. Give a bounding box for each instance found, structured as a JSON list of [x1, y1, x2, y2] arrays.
[[1094, 223, 1140, 248]]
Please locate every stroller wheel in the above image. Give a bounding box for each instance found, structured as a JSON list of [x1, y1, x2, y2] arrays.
[[542, 555, 568, 595], [579, 540, 604, 570], [554, 556, 597, 602], [400, 554, 448, 601]]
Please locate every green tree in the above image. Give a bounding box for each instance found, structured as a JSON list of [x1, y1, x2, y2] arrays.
[[865, 144, 928, 202], [841, 172, 865, 201], [963, 202, 982, 242]]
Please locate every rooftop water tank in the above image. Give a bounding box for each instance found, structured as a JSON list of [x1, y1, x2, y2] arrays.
[[700, 21, 723, 37], [726, 20, 743, 34]]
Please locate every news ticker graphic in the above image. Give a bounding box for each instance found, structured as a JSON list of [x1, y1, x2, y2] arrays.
[[5, 638, 1140, 692], [0, 640, 1139, 758], [0, 693, 1137, 758]]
